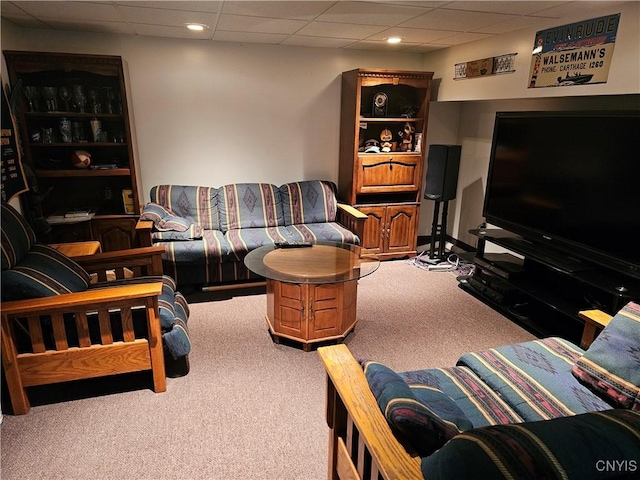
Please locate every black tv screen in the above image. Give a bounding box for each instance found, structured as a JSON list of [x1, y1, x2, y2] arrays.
[[483, 110, 640, 279]]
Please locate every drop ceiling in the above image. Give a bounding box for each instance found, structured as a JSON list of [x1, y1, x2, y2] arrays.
[[0, 1, 630, 52]]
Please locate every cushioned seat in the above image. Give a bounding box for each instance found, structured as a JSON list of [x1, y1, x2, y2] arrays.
[[1, 202, 191, 365]]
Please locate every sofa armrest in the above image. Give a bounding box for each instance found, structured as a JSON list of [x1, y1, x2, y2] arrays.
[[135, 219, 154, 247], [337, 203, 367, 242], [578, 309, 613, 349], [318, 344, 423, 480], [73, 246, 166, 279]]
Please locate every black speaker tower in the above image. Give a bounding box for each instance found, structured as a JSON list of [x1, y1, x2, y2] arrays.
[[423, 145, 461, 263]]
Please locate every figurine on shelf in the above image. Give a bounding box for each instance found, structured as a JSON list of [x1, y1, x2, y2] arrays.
[[398, 122, 414, 152], [380, 128, 393, 153]]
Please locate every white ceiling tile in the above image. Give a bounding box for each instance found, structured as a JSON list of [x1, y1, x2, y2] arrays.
[[1, 14, 50, 29], [221, 1, 335, 20], [132, 23, 213, 39], [282, 35, 358, 48], [13, 1, 124, 22], [217, 14, 307, 35], [367, 26, 458, 43], [436, 31, 495, 46], [118, 5, 218, 27], [212, 30, 289, 44], [296, 21, 388, 40], [472, 16, 540, 35], [45, 19, 136, 35], [442, 1, 567, 15], [531, 1, 628, 18], [399, 7, 517, 31], [115, 1, 222, 13], [317, 1, 431, 26]]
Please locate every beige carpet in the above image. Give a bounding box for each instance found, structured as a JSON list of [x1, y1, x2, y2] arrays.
[[0, 259, 535, 480]]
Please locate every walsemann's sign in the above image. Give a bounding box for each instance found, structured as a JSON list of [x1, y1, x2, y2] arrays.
[[529, 13, 620, 88]]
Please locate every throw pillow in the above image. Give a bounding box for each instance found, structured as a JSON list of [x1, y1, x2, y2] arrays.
[[140, 202, 175, 224], [362, 360, 473, 456], [1, 244, 91, 301], [572, 301, 640, 410], [151, 225, 203, 241], [157, 215, 191, 232]]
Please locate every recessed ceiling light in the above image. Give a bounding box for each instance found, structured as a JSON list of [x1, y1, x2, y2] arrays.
[[386, 36, 403, 44], [186, 23, 208, 32]]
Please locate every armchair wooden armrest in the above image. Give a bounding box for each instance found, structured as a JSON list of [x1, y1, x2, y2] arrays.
[[317, 344, 422, 480], [135, 219, 154, 247], [74, 245, 166, 280], [337, 203, 368, 242], [578, 309, 613, 349], [1, 282, 166, 415]]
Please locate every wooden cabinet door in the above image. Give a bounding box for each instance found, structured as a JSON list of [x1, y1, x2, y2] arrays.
[[91, 218, 137, 252], [307, 284, 342, 340], [272, 282, 305, 338], [358, 205, 386, 254], [386, 205, 418, 254], [357, 154, 422, 194]]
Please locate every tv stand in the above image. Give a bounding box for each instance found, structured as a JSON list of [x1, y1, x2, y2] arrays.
[[460, 228, 640, 344]]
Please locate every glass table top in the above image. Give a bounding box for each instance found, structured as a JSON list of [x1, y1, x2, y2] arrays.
[[244, 241, 379, 284]]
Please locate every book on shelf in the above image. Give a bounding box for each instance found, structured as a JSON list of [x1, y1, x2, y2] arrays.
[[64, 209, 93, 218]]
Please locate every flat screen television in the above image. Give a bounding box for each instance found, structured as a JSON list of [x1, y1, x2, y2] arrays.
[[483, 110, 640, 280]]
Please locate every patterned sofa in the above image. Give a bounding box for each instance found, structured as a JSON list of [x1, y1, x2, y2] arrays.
[[136, 180, 365, 290], [318, 301, 640, 479]]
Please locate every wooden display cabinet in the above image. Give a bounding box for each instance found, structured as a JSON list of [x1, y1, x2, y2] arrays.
[[3, 51, 141, 251], [338, 69, 433, 260]]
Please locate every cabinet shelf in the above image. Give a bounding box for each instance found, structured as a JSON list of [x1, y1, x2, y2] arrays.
[[30, 142, 126, 148], [26, 112, 123, 119], [360, 117, 424, 123], [35, 168, 131, 177]]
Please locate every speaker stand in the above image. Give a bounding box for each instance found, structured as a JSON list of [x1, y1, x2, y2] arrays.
[[423, 200, 450, 264]]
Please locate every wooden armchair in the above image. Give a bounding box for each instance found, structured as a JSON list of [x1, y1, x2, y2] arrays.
[[1, 202, 185, 414]]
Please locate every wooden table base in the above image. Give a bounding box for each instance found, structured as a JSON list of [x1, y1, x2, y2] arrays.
[[265, 279, 358, 351]]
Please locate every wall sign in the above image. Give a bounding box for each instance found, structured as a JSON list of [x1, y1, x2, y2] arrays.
[[1, 86, 28, 202], [454, 53, 517, 80], [528, 13, 620, 88]]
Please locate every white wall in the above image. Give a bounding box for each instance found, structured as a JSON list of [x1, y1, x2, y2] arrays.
[[1, 23, 424, 201]]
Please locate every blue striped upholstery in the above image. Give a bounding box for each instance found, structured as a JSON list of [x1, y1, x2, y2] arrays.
[[401, 366, 525, 428], [422, 409, 640, 480], [2, 244, 91, 301], [1, 202, 36, 270], [279, 180, 337, 225], [287, 222, 360, 245], [572, 301, 640, 410], [457, 337, 612, 421], [219, 183, 283, 231], [151, 185, 220, 230], [2, 203, 91, 301], [225, 226, 295, 255]]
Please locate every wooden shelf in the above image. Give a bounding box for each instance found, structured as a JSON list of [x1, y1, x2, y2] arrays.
[[360, 117, 424, 123], [35, 168, 131, 177]]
